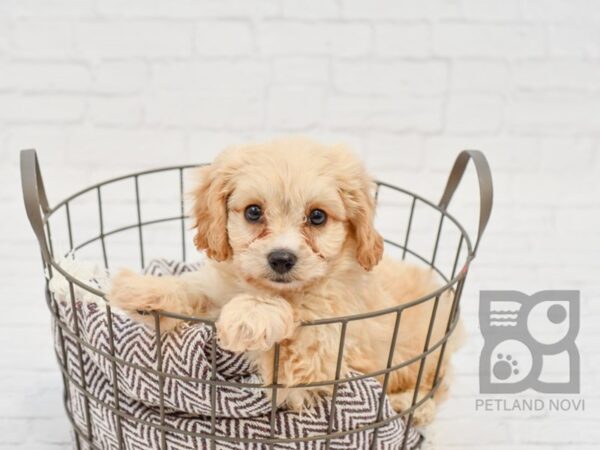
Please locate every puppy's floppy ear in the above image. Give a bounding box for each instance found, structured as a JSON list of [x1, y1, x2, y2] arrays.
[[191, 160, 234, 261], [331, 146, 384, 271], [344, 181, 384, 271]]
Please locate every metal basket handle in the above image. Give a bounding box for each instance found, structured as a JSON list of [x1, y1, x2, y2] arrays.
[[439, 150, 493, 256], [20, 149, 52, 264]]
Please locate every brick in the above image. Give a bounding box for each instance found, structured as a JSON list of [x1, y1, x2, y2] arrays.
[[373, 23, 431, 57], [273, 58, 329, 84], [0, 327, 56, 370], [151, 61, 269, 93], [557, 207, 600, 233], [333, 61, 447, 95], [13, 20, 76, 58], [258, 23, 371, 57], [517, 419, 600, 444], [266, 86, 325, 130], [445, 94, 504, 133], [194, 21, 253, 56], [0, 419, 29, 444], [450, 61, 509, 93], [461, 0, 521, 20], [0, 94, 85, 123], [340, 0, 461, 20], [522, 0, 600, 22], [423, 136, 540, 171], [5, 62, 91, 92], [514, 61, 600, 91], [146, 91, 263, 129], [74, 21, 193, 58], [5, 0, 94, 18], [282, 0, 339, 18], [0, 443, 72, 450], [433, 23, 545, 58], [95, 0, 280, 19], [92, 61, 148, 94], [510, 171, 598, 206], [88, 96, 143, 127], [4, 125, 71, 167], [30, 418, 71, 444], [0, 12, 9, 52], [63, 129, 188, 167], [429, 418, 512, 445], [547, 25, 600, 58], [188, 131, 253, 162], [325, 95, 444, 132], [364, 133, 424, 171], [507, 92, 600, 135], [539, 138, 595, 170], [0, 60, 12, 90]]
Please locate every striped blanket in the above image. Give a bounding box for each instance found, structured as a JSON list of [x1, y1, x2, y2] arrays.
[[50, 259, 422, 449]]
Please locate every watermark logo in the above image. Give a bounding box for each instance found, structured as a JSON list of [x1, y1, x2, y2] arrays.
[[479, 290, 580, 394]]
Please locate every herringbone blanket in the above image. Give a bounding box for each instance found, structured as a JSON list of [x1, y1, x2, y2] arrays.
[[50, 258, 422, 449]]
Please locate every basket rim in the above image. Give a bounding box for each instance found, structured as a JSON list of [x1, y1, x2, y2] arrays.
[[41, 163, 475, 326]]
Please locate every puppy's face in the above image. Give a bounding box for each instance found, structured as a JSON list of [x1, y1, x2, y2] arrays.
[[192, 138, 383, 293]]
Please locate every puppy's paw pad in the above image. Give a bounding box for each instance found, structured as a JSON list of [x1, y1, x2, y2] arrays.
[[217, 322, 272, 352]]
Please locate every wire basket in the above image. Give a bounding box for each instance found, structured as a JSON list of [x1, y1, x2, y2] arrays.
[[21, 149, 492, 450]]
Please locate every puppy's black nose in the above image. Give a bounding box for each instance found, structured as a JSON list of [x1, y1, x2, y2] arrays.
[[268, 249, 297, 274]]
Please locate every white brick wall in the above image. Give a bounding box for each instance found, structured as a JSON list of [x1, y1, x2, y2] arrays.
[[1, 1, 599, 448]]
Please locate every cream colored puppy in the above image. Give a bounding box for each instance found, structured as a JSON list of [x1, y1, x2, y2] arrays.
[[109, 138, 460, 426]]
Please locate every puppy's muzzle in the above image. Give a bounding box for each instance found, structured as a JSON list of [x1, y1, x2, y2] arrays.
[[268, 249, 297, 274]]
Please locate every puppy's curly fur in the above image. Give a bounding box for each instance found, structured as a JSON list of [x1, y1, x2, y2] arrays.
[[110, 137, 462, 426]]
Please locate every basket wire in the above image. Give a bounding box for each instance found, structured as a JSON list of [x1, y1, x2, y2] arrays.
[[21, 149, 492, 450]]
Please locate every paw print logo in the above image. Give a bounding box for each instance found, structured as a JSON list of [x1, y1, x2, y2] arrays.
[[493, 354, 518, 380], [485, 339, 531, 386], [479, 290, 580, 394]]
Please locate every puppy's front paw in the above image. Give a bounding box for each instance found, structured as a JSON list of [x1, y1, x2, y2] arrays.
[[216, 294, 295, 353], [109, 269, 151, 312], [108, 269, 188, 331]]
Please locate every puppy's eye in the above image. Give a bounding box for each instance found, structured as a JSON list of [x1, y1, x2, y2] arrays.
[[308, 209, 327, 226], [244, 205, 263, 223]]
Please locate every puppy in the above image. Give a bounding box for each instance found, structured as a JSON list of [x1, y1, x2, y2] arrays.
[[109, 137, 462, 426]]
